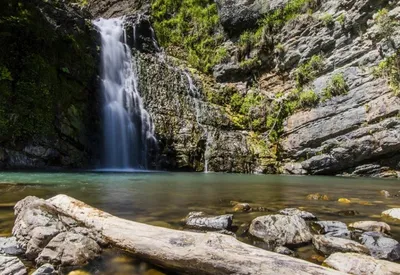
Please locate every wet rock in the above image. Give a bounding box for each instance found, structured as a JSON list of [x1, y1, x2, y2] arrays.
[[336, 210, 359, 216], [312, 235, 369, 255], [324, 252, 400, 275], [236, 223, 250, 237], [380, 190, 390, 198], [32, 264, 57, 275], [337, 198, 351, 204], [278, 208, 316, 220], [388, 244, 400, 262], [360, 232, 399, 261], [0, 237, 23, 256], [382, 208, 400, 221], [349, 221, 390, 234], [36, 232, 101, 267], [306, 193, 329, 200], [0, 255, 27, 275], [274, 246, 296, 257], [231, 201, 251, 212], [185, 212, 233, 230], [311, 221, 351, 239], [249, 215, 312, 246]]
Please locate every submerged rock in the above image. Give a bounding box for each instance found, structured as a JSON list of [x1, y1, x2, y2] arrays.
[[312, 235, 369, 255], [306, 193, 329, 200], [311, 221, 351, 239], [0, 255, 27, 275], [380, 190, 390, 198], [249, 215, 312, 246], [336, 210, 359, 216], [382, 208, 400, 221], [349, 221, 390, 234], [324, 252, 400, 275], [0, 237, 23, 256], [274, 246, 296, 257], [230, 201, 251, 212], [337, 198, 351, 204], [32, 264, 57, 275], [36, 232, 101, 267], [360, 232, 399, 261], [278, 208, 316, 220], [185, 212, 233, 230]]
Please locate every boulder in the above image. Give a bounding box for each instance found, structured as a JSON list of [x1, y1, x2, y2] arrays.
[[349, 221, 390, 234], [215, 0, 289, 32], [382, 208, 400, 221], [0, 237, 23, 256], [249, 215, 312, 246], [32, 264, 57, 275], [185, 212, 233, 230], [36, 232, 101, 267], [360, 232, 400, 261], [0, 255, 27, 275], [324, 252, 400, 275], [278, 208, 316, 220], [312, 235, 369, 255], [311, 221, 351, 239]]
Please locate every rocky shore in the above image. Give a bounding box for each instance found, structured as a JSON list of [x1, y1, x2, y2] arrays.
[[1, 194, 399, 275]]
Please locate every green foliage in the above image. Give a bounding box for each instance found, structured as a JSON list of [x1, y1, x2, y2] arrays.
[[207, 84, 238, 105], [0, 66, 12, 81], [373, 51, 400, 95], [294, 55, 324, 87], [151, 0, 226, 73], [336, 13, 346, 25], [319, 13, 333, 27], [239, 57, 261, 70], [230, 93, 244, 113], [375, 8, 396, 39], [298, 89, 319, 108], [322, 73, 349, 100]]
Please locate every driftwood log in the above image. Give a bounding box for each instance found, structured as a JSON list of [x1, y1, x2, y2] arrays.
[[47, 195, 345, 275]]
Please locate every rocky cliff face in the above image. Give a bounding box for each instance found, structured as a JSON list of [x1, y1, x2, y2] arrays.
[[0, 0, 100, 168]]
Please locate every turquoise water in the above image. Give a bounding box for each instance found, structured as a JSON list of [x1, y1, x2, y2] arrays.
[[0, 172, 399, 271]]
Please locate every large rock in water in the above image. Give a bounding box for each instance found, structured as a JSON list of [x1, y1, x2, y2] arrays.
[[382, 208, 400, 221], [0, 255, 27, 275], [185, 212, 233, 230], [360, 232, 400, 261], [349, 221, 391, 234], [324, 252, 400, 275], [312, 235, 369, 255], [249, 215, 312, 246], [12, 196, 104, 268], [311, 221, 351, 239], [215, 0, 289, 32], [278, 208, 316, 220]]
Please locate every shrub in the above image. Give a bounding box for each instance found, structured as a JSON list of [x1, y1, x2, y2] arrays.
[[375, 8, 396, 39], [298, 89, 319, 108], [336, 13, 346, 25], [373, 51, 400, 95], [322, 73, 349, 100], [320, 13, 333, 27], [295, 55, 324, 87]]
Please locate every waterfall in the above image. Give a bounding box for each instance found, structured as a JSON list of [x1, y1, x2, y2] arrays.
[[94, 18, 155, 170]]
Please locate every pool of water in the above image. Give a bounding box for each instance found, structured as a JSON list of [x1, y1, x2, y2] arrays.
[[1, 172, 400, 273]]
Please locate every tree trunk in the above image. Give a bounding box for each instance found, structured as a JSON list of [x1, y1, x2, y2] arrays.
[[47, 195, 344, 275]]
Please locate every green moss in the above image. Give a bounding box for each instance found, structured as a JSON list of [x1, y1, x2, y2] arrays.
[[239, 57, 261, 70], [295, 55, 324, 87], [373, 51, 400, 96], [298, 89, 319, 108], [319, 13, 333, 27], [336, 13, 346, 25], [375, 8, 397, 40], [322, 72, 349, 100]]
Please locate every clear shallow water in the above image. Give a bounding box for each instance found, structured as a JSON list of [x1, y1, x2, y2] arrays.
[[1, 172, 400, 272]]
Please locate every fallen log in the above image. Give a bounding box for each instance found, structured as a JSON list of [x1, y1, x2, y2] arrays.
[[47, 195, 344, 275]]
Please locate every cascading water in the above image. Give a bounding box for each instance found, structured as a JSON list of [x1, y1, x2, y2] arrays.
[[94, 17, 155, 170]]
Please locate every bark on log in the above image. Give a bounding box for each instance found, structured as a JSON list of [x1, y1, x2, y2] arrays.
[[47, 195, 345, 275]]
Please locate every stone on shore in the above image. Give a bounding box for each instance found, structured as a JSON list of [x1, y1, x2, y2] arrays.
[[185, 212, 233, 230], [0, 255, 27, 275], [312, 235, 369, 255], [278, 208, 317, 220], [360, 232, 400, 261], [324, 252, 400, 275], [311, 221, 351, 239], [32, 264, 57, 275], [0, 237, 23, 256], [249, 215, 312, 246], [382, 208, 400, 221], [349, 221, 390, 233]]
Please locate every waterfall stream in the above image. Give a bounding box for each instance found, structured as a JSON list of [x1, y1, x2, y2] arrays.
[[94, 18, 155, 170]]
